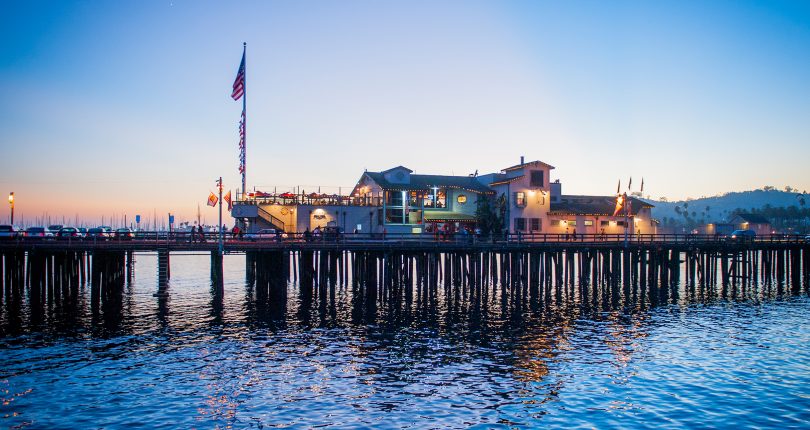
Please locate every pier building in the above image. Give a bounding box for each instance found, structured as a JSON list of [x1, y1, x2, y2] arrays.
[[231, 157, 656, 236]]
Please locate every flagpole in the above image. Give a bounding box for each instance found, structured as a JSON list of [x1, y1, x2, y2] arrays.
[[218, 177, 224, 254], [242, 42, 247, 199]]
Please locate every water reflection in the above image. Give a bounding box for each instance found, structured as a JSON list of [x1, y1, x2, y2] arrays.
[[1, 251, 807, 341], [1, 252, 809, 428]]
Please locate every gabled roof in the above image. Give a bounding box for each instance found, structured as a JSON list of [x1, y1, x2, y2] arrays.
[[549, 195, 653, 216], [363, 171, 494, 194], [730, 213, 770, 224], [381, 165, 413, 174], [502, 160, 555, 172], [489, 174, 524, 186]]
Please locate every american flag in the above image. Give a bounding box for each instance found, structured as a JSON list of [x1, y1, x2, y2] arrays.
[[231, 52, 245, 101]]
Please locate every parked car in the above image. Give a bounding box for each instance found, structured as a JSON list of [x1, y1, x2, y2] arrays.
[[322, 226, 343, 242], [47, 224, 64, 236], [245, 228, 285, 241], [729, 229, 756, 242], [0, 225, 17, 239], [78, 227, 88, 238], [115, 228, 134, 240], [25, 226, 48, 239], [86, 227, 110, 239], [56, 227, 81, 239]]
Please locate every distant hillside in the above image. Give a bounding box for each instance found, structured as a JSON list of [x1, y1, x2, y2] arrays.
[[645, 189, 808, 227]]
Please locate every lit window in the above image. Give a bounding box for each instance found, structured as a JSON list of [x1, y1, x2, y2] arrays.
[[516, 192, 526, 207], [436, 189, 447, 208]]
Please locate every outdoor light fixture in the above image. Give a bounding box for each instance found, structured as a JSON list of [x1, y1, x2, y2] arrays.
[[7, 192, 13, 225]]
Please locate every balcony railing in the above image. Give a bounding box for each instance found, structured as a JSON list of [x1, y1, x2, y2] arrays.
[[235, 193, 382, 207]]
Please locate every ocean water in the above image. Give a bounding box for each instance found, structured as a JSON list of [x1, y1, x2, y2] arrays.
[[1, 253, 809, 429]]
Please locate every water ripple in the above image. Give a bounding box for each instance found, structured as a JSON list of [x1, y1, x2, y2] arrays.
[[1, 254, 809, 428]]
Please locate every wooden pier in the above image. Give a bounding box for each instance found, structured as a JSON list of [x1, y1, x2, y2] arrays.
[[1, 237, 808, 328]]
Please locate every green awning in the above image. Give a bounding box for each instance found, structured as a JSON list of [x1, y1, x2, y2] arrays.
[[423, 212, 477, 222]]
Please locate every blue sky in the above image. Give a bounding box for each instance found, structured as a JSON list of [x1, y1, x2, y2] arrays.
[[1, 0, 809, 225]]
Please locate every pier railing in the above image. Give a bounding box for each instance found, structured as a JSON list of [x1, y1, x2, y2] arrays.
[[1, 231, 807, 249]]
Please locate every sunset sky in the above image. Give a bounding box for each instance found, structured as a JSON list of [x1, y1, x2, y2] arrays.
[[2, 1, 809, 226]]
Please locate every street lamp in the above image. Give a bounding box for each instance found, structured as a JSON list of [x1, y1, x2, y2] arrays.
[[8, 192, 13, 225]]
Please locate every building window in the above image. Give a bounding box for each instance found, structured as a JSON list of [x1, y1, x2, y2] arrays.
[[515, 192, 526, 207], [408, 191, 421, 207], [385, 191, 403, 207], [436, 189, 446, 208], [530, 218, 540, 231], [385, 208, 404, 224], [600, 220, 610, 226], [551, 220, 562, 227], [530, 170, 544, 188], [584, 220, 594, 227], [384, 190, 422, 225], [617, 221, 626, 227], [423, 187, 448, 209], [406, 208, 422, 224], [515, 218, 527, 231], [568, 220, 577, 226]]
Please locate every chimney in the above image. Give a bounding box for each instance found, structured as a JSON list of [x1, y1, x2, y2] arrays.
[[520, 155, 524, 165]]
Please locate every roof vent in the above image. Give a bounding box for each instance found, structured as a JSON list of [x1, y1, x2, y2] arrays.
[[520, 155, 524, 165]]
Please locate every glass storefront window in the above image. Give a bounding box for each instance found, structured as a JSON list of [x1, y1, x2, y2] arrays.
[[385, 208, 404, 224], [406, 209, 422, 224], [423, 193, 435, 208], [423, 188, 447, 210], [409, 191, 421, 207], [386, 191, 404, 206], [436, 189, 446, 208]]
